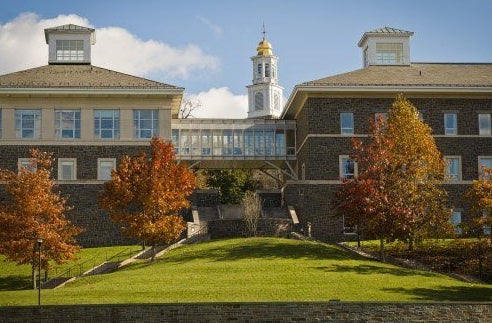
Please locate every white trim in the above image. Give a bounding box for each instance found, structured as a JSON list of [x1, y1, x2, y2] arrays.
[[97, 158, 116, 181], [57, 158, 77, 180]]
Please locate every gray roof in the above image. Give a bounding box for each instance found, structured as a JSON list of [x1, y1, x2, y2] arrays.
[[302, 63, 492, 87], [358, 26, 414, 46], [0, 64, 182, 90], [44, 24, 95, 43]]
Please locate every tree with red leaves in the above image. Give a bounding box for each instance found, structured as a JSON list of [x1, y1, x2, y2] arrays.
[[100, 137, 196, 260], [0, 149, 82, 288]]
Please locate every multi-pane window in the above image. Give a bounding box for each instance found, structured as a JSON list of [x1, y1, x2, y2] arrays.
[[444, 113, 457, 135], [478, 157, 492, 179], [376, 43, 403, 64], [340, 113, 354, 135], [340, 156, 356, 179], [56, 40, 84, 61], [55, 110, 80, 139], [265, 63, 271, 77], [133, 110, 158, 139], [58, 158, 76, 180], [97, 158, 116, 181], [479, 114, 491, 136], [444, 156, 461, 181], [18, 158, 36, 173], [172, 129, 179, 154], [15, 109, 41, 139], [244, 130, 254, 156], [95, 110, 120, 139], [257, 63, 262, 76], [201, 130, 212, 155], [451, 210, 462, 235]]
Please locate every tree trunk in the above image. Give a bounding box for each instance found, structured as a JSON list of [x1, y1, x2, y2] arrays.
[[151, 244, 156, 261], [379, 238, 385, 262]]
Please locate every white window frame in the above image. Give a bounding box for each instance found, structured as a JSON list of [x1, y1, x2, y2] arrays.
[[444, 156, 462, 182], [478, 156, 492, 179], [97, 158, 116, 181], [451, 210, 462, 235], [56, 40, 84, 61], [375, 43, 403, 65], [15, 109, 41, 139], [444, 113, 457, 135], [133, 109, 158, 139], [58, 158, 77, 181], [55, 109, 80, 139], [18, 158, 36, 173], [479, 113, 491, 136], [94, 109, 120, 139], [340, 112, 354, 135], [339, 155, 357, 179]]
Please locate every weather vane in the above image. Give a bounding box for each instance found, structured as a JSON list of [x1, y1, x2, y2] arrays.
[[262, 23, 267, 39]]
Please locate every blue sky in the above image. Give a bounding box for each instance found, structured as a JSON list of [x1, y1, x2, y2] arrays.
[[1, 0, 491, 117]]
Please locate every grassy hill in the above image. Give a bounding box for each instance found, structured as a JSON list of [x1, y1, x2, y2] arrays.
[[1, 237, 491, 306]]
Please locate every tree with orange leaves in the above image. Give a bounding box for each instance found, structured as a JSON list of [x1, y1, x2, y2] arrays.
[[465, 167, 492, 242], [100, 137, 196, 260], [0, 149, 82, 289]]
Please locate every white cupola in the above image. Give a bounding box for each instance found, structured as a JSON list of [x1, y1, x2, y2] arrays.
[[45, 24, 96, 65], [358, 26, 413, 67], [246, 28, 283, 119]]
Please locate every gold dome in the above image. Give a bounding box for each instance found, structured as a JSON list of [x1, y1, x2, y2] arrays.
[[257, 37, 273, 56]]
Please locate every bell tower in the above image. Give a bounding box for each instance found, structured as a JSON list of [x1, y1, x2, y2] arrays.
[[247, 26, 283, 119]]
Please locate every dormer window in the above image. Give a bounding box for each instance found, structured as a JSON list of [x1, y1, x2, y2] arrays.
[[376, 43, 403, 65], [45, 24, 95, 65], [56, 40, 84, 61]]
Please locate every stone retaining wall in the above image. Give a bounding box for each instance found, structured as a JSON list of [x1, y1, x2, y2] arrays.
[[1, 302, 491, 322]]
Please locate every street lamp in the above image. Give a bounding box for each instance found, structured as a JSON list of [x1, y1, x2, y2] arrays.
[[36, 237, 43, 306]]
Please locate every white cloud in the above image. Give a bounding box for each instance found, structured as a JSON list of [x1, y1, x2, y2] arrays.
[[188, 87, 248, 119], [0, 13, 219, 79], [196, 16, 222, 37]]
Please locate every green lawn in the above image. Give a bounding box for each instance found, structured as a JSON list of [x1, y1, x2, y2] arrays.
[[0, 245, 139, 291], [1, 237, 491, 306]]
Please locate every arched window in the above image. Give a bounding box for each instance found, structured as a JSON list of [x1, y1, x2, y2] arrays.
[[255, 92, 264, 110]]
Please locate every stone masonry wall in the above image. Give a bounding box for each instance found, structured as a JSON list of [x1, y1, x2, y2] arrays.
[[1, 302, 491, 322]]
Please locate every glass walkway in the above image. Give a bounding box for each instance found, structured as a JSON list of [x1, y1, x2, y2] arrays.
[[171, 118, 297, 178]]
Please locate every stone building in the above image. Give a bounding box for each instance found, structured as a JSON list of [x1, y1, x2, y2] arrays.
[[0, 25, 491, 245], [282, 27, 492, 241]]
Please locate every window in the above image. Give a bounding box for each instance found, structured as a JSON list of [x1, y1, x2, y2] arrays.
[[451, 210, 462, 235], [478, 157, 492, 178], [244, 130, 254, 156], [15, 109, 41, 139], [18, 158, 36, 173], [275, 130, 286, 156], [172, 129, 179, 154], [343, 215, 357, 235], [55, 110, 80, 139], [340, 113, 354, 135], [376, 43, 403, 64], [98, 158, 116, 181], [444, 156, 461, 181], [363, 47, 368, 67], [201, 130, 212, 155], [375, 112, 388, 122], [301, 163, 306, 180], [257, 63, 262, 76], [58, 158, 76, 180], [133, 110, 158, 139], [255, 92, 264, 110], [444, 113, 457, 135], [479, 114, 491, 136], [340, 156, 356, 179], [56, 40, 84, 61], [95, 110, 120, 139], [233, 130, 243, 155], [483, 211, 491, 235], [265, 63, 270, 77]]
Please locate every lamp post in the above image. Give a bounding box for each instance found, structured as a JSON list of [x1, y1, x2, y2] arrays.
[[36, 237, 43, 306]]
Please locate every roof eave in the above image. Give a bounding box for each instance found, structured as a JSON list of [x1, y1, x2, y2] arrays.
[[282, 84, 492, 119], [0, 87, 184, 96]]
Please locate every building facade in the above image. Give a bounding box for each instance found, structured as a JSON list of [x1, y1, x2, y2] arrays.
[[283, 27, 492, 241], [0, 25, 491, 245]]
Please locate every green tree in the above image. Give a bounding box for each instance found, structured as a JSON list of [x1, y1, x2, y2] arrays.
[[204, 169, 259, 204]]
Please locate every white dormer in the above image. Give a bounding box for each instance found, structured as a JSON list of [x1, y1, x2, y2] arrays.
[[45, 24, 96, 64], [358, 27, 413, 67]]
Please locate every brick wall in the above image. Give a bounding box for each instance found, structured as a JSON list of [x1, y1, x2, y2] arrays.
[[1, 302, 491, 322]]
